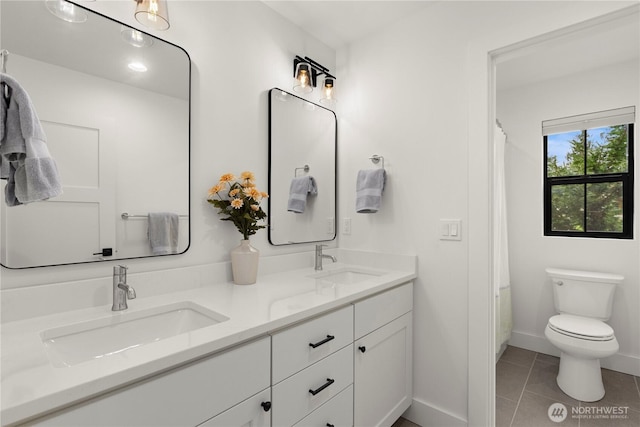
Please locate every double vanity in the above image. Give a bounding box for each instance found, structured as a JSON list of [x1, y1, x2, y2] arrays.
[[1, 250, 416, 426]]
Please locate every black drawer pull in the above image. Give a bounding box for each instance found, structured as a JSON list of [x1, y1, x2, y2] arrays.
[[359, 346, 366, 353], [261, 401, 271, 412], [309, 378, 335, 396], [309, 335, 335, 349], [327, 424, 335, 427]]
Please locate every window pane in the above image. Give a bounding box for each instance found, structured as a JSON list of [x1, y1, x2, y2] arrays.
[[586, 125, 628, 175], [547, 131, 583, 177], [551, 184, 584, 232], [586, 182, 623, 232]]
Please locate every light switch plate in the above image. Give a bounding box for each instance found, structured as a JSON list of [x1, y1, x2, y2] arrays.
[[439, 219, 462, 241]]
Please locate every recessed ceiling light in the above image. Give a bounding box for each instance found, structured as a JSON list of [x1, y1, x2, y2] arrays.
[[128, 62, 148, 73]]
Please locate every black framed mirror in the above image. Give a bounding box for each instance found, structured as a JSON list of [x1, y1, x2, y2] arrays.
[[0, 0, 190, 268], [268, 88, 336, 245]]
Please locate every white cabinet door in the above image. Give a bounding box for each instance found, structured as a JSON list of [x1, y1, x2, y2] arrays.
[[354, 312, 412, 427], [198, 388, 271, 427]]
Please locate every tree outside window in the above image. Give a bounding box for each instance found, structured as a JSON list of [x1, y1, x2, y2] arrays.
[[544, 124, 634, 238]]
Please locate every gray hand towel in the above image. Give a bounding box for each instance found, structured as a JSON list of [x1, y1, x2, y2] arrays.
[[356, 169, 386, 213], [288, 176, 317, 213], [0, 73, 62, 205], [0, 93, 9, 181], [148, 212, 179, 255]]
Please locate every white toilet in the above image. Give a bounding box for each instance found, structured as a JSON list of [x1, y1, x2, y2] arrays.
[[544, 268, 623, 402]]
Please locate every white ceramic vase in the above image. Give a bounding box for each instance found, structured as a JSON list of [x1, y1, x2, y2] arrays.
[[230, 239, 259, 285]]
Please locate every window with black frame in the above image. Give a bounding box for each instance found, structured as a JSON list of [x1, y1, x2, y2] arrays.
[[543, 107, 635, 239]]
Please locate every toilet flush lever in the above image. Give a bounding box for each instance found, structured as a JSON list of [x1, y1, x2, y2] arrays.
[[555, 280, 564, 286]]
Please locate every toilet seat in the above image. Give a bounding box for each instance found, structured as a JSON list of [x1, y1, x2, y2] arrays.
[[548, 314, 615, 341]]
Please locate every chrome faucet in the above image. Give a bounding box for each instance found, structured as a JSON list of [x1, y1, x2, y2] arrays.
[[315, 244, 337, 271], [112, 265, 136, 311]]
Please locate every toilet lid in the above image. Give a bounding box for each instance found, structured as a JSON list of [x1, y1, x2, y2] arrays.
[[548, 314, 615, 341]]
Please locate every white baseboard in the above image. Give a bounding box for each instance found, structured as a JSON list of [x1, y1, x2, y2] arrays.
[[402, 398, 467, 427], [509, 330, 640, 376]]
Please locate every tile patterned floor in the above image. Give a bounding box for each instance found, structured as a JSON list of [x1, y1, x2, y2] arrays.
[[391, 417, 421, 427], [497, 345, 640, 427]]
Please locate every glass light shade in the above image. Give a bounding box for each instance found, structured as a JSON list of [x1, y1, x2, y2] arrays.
[[135, 0, 170, 31], [293, 62, 313, 94], [121, 26, 154, 48], [319, 77, 336, 106], [45, 0, 88, 23]]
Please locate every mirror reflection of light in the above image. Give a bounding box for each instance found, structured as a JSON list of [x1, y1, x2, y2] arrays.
[[128, 62, 148, 72], [121, 26, 154, 48], [275, 91, 289, 102], [45, 0, 88, 23]]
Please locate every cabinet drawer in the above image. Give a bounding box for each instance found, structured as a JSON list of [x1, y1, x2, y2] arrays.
[[354, 282, 412, 339], [293, 384, 353, 427], [30, 337, 271, 427], [197, 388, 271, 427], [272, 344, 353, 427], [272, 305, 353, 383]]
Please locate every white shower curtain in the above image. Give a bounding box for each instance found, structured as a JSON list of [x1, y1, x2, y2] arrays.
[[494, 123, 512, 356]]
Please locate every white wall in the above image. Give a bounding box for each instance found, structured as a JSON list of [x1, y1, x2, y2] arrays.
[[497, 59, 639, 375], [336, 1, 636, 425], [337, 4, 471, 422]]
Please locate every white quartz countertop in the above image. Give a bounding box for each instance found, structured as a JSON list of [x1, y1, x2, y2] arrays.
[[1, 260, 416, 425]]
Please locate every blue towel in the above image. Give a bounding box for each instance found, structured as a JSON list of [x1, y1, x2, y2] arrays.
[[288, 176, 317, 213], [0, 73, 62, 206], [356, 169, 386, 213]]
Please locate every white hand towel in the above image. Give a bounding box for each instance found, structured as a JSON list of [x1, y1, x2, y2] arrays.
[[148, 212, 179, 255], [288, 176, 317, 213], [356, 169, 386, 213]]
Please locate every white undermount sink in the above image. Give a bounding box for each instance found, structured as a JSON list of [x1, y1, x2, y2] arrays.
[[311, 267, 385, 285], [41, 301, 229, 368]]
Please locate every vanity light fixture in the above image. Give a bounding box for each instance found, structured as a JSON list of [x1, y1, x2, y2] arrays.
[[45, 0, 88, 23], [293, 60, 313, 94], [293, 55, 337, 103], [134, 0, 170, 31], [319, 77, 336, 106]]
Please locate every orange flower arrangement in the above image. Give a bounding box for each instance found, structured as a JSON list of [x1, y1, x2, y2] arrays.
[[207, 171, 268, 240]]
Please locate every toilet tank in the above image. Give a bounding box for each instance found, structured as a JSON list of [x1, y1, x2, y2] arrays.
[[546, 268, 623, 320]]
